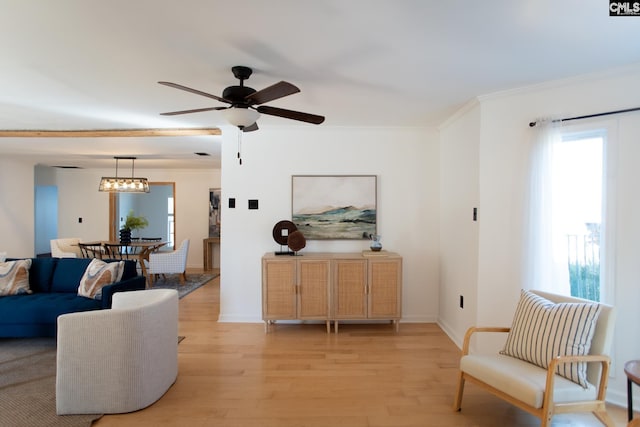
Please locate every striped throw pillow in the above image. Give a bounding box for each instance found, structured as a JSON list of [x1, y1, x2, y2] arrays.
[[500, 289, 601, 388]]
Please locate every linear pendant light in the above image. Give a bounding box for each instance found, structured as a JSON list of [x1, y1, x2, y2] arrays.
[[98, 156, 149, 193]]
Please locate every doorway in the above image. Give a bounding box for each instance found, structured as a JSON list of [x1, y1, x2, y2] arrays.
[[109, 182, 176, 248], [34, 185, 58, 256]]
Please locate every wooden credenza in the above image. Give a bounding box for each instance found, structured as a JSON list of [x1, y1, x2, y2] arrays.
[[261, 252, 402, 333]]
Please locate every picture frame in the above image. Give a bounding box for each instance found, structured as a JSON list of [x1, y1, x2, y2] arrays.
[[291, 175, 377, 240], [209, 188, 221, 237]]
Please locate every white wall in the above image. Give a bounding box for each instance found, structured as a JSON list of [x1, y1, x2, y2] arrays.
[[0, 159, 35, 257], [54, 167, 220, 269], [437, 101, 481, 346], [439, 64, 640, 407], [219, 125, 440, 323]]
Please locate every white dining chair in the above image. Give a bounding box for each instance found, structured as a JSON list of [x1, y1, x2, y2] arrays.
[[147, 239, 190, 285]]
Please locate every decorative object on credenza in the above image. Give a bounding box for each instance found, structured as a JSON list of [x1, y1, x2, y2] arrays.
[[287, 230, 306, 254], [368, 234, 382, 251], [272, 220, 298, 255], [292, 175, 377, 240], [362, 233, 385, 256]]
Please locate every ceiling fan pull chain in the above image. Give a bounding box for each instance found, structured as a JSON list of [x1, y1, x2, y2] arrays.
[[237, 128, 242, 165]]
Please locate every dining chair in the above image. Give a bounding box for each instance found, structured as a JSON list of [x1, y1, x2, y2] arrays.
[[77, 242, 104, 259], [103, 243, 133, 260], [50, 238, 81, 258], [147, 239, 190, 285]]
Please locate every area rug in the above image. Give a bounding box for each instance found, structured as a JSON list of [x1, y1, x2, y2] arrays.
[[0, 338, 102, 427], [149, 272, 218, 299]]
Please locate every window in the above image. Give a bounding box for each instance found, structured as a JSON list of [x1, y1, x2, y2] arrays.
[[524, 121, 615, 303], [552, 131, 604, 301]]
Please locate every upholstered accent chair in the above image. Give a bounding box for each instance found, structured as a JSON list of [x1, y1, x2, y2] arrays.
[[50, 238, 82, 258], [147, 239, 190, 285], [56, 288, 179, 415], [454, 290, 616, 427]]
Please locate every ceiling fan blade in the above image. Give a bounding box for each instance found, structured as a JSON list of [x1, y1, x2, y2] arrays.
[[158, 81, 231, 104], [257, 105, 325, 124], [160, 107, 227, 116], [243, 122, 259, 132], [245, 81, 300, 105]]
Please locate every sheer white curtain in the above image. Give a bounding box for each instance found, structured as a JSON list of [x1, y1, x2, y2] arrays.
[[522, 120, 570, 294]]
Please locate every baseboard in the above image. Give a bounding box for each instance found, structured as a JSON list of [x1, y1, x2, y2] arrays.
[[217, 314, 263, 323], [437, 318, 464, 349]]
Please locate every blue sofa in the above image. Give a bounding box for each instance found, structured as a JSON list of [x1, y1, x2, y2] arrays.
[[0, 257, 146, 337]]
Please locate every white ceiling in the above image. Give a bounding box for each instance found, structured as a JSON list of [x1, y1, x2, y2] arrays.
[[1, 1, 639, 169]]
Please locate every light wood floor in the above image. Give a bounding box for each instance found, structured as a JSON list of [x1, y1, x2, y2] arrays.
[[95, 272, 629, 427]]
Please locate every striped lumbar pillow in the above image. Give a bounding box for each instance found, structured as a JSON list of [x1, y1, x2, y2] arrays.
[[500, 289, 601, 388]]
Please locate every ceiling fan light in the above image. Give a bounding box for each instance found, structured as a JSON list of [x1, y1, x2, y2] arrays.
[[220, 107, 260, 128]]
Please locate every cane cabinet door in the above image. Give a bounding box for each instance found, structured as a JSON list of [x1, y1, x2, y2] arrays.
[[368, 258, 402, 319], [332, 259, 367, 319], [262, 258, 296, 320], [297, 259, 330, 319]]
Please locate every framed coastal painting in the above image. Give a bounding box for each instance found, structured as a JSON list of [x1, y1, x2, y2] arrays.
[[291, 175, 377, 240]]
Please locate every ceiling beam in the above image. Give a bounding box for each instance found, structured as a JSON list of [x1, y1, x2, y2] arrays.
[[0, 128, 221, 137]]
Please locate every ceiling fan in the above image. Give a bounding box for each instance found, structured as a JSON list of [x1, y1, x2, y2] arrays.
[[158, 66, 325, 132]]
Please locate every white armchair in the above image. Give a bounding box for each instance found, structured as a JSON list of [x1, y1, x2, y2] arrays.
[[56, 289, 179, 415], [50, 238, 81, 258], [147, 239, 190, 285], [454, 290, 616, 427]]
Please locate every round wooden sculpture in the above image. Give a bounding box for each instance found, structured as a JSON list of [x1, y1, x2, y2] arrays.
[[272, 220, 298, 246], [287, 230, 306, 252]]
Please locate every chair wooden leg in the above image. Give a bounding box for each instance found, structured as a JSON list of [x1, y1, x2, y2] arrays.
[[594, 410, 615, 427], [179, 271, 186, 285], [540, 407, 552, 427], [453, 371, 465, 411]]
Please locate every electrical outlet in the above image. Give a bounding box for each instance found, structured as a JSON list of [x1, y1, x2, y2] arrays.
[[459, 295, 464, 309], [229, 198, 236, 208]]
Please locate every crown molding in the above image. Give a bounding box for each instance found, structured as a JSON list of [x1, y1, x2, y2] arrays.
[[0, 128, 221, 137]]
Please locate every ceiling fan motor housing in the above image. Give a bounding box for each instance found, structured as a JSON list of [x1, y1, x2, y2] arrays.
[[222, 85, 256, 106]]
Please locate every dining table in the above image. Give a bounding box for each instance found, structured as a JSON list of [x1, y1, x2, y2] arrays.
[[81, 240, 167, 284]]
